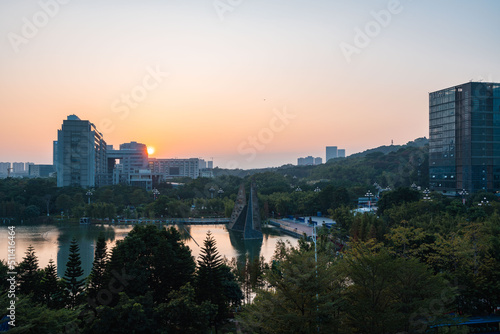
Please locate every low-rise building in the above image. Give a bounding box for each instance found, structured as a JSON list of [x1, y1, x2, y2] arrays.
[[149, 158, 201, 179]]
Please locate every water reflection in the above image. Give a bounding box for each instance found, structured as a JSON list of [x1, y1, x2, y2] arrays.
[[54, 224, 117, 277], [228, 230, 262, 265], [0, 223, 297, 278], [175, 224, 194, 243]]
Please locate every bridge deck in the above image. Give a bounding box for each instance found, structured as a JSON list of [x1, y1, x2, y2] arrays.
[[94, 218, 230, 225]]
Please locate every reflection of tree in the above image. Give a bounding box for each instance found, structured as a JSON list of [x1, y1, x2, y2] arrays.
[[174, 224, 192, 243], [56, 225, 116, 278]]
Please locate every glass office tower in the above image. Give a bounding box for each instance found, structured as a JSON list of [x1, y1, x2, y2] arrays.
[[429, 82, 500, 194], [56, 115, 107, 188]]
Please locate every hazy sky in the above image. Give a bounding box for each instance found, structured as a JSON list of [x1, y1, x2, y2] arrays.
[[1, 0, 500, 169]]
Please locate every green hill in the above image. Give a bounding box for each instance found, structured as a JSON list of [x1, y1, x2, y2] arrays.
[[214, 138, 429, 190]]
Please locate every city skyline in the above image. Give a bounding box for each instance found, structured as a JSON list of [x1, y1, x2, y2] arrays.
[[1, 1, 500, 168]]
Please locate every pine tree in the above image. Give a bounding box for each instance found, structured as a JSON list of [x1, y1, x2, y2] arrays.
[[63, 237, 85, 308], [18, 245, 41, 296], [196, 231, 224, 329], [40, 259, 60, 308], [196, 231, 242, 330], [196, 231, 223, 298], [87, 234, 107, 299]]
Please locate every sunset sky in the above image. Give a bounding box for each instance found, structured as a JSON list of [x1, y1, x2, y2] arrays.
[[1, 0, 500, 169]]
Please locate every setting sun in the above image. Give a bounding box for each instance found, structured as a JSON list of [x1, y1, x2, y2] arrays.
[[147, 146, 155, 155]]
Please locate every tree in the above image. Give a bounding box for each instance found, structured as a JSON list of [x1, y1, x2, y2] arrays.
[[376, 187, 420, 216], [84, 292, 156, 334], [331, 205, 354, 238], [17, 245, 41, 296], [87, 234, 108, 299], [40, 259, 62, 308], [55, 194, 72, 213], [0, 260, 9, 291], [238, 241, 342, 334], [196, 231, 242, 330], [234, 255, 267, 304], [105, 225, 195, 304], [337, 241, 451, 334], [159, 283, 216, 334], [130, 188, 147, 207], [0, 294, 80, 334], [23, 205, 41, 219], [63, 237, 85, 308]]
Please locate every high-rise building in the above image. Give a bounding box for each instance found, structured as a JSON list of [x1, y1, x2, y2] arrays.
[[55, 115, 107, 188], [297, 156, 321, 166], [13, 162, 25, 173], [326, 146, 338, 161], [429, 82, 500, 194], [25, 162, 34, 171], [0, 162, 11, 176], [338, 149, 346, 158], [199, 159, 207, 169], [297, 156, 313, 165]]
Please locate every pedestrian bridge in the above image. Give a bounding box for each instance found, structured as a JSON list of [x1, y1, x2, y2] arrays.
[[109, 217, 231, 225]]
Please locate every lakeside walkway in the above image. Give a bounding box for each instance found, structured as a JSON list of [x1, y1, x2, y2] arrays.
[[268, 218, 313, 238]]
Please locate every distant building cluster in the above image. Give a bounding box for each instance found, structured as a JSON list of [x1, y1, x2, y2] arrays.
[[8, 80, 500, 197], [326, 146, 346, 162], [51, 115, 214, 190], [0, 161, 53, 178], [297, 156, 322, 166]]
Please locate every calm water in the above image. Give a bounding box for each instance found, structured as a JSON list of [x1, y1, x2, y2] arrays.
[[0, 222, 298, 278]]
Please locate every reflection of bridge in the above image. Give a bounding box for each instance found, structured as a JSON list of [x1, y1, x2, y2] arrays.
[[104, 218, 230, 225]]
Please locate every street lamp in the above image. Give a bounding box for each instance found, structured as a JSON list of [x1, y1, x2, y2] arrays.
[[458, 189, 468, 205], [478, 197, 489, 206], [365, 190, 373, 211], [218, 188, 224, 197], [209, 186, 215, 199], [422, 188, 431, 201], [152, 188, 160, 200], [86, 189, 94, 204]]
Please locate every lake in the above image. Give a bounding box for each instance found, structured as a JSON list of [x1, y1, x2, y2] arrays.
[[0, 222, 299, 278]]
